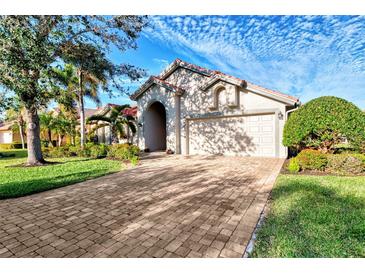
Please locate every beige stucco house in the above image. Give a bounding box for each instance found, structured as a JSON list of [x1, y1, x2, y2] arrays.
[[0, 121, 21, 144], [131, 59, 300, 158]]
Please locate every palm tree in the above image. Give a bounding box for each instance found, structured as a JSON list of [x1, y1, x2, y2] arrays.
[[52, 63, 105, 148], [39, 111, 55, 147], [87, 105, 137, 144]]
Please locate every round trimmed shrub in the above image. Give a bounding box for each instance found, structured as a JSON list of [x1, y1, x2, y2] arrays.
[[283, 96, 365, 153], [296, 149, 328, 171]]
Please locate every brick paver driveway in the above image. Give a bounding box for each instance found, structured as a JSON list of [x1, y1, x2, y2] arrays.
[[0, 153, 284, 258]]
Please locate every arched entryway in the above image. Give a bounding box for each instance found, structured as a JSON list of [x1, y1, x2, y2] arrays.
[[144, 101, 167, 151]]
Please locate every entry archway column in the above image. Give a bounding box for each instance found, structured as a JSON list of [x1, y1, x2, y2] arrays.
[[174, 91, 185, 154]]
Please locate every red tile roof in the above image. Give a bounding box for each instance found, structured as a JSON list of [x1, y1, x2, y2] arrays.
[[122, 106, 137, 117], [171, 58, 299, 103], [131, 58, 299, 104]]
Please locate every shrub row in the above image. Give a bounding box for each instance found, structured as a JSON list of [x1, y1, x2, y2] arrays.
[[287, 149, 365, 175], [42, 143, 140, 164], [0, 142, 26, 150], [107, 144, 139, 165]]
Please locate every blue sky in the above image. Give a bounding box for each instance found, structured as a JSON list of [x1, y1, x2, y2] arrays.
[[87, 16, 364, 110]]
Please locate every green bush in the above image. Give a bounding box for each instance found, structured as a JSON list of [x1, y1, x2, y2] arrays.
[[296, 149, 328, 170], [42, 146, 75, 158], [10, 142, 26, 149], [327, 153, 365, 175], [130, 155, 139, 166], [89, 143, 109, 158], [283, 96, 365, 153], [287, 157, 300, 173], [43, 143, 139, 161], [107, 144, 140, 161], [0, 144, 13, 150], [0, 142, 26, 150], [73, 143, 110, 158]]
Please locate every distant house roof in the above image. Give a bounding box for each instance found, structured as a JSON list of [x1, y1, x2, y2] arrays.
[[131, 58, 299, 105], [84, 108, 99, 119], [0, 121, 14, 131], [92, 104, 137, 117], [122, 106, 137, 117]]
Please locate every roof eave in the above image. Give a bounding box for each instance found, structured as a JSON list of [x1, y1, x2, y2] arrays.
[[246, 85, 299, 106], [130, 76, 185, 101]]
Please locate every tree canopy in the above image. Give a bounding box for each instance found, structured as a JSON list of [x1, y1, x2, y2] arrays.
[[0, 15, 148, 165]]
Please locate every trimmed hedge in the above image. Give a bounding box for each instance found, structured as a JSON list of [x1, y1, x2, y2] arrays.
[[283, 96, 365, 153], [0, 142, 26, 150], [42, 143, 140, 165], [42, 143, 109, 159]]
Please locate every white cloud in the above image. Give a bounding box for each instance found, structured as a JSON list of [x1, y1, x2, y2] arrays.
[[152, 58, 169, 70], [144, 16, 365, 109]]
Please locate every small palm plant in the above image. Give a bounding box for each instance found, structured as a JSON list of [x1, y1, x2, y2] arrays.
[[87, 105, 137, 144]]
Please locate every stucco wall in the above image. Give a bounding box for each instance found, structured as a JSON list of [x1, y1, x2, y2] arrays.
[[137, 85, 176, 151], [136, 67, 290, 158]]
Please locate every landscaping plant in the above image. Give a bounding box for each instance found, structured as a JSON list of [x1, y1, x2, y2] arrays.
[[107, 143, 140, 162], [287, 157, 300, 173], [283, 96, 365, 153], [326, 153, 365, 175], [295, 149, 328, 171]]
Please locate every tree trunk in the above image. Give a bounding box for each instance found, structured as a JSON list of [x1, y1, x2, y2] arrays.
[[18, 120, 25, 149], [25, 106, 45, 165], [127, 126, 130, 144], [78, 70, 85, 149], [58, 134, 62, 147], [48, 129, 53, 146]]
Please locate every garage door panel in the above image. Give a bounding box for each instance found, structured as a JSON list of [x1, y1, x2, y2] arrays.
[[262, 125, 273, 132], [189, 114, 275, 157], [261, 115, 273, 121], [261, 136, 273, 144]]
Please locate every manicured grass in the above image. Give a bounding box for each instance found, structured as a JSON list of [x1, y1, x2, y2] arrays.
[[252, 174, 365, 257], [0, 149, 123, 199]]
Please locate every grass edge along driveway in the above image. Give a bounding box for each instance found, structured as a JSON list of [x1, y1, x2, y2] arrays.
[[0, 150, 123, 199], [252, 174, 365, 258]]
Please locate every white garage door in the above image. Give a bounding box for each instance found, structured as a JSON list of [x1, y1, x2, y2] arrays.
[[188, 114, 276, 157]]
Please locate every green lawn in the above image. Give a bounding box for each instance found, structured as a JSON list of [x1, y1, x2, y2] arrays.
[[252, 174, 365, 258], [0, 149, 123, 199]]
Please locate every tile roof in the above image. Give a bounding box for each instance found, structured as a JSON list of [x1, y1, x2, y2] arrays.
[[0, 121, 14, 131], [131, 58, 299, 104], [171, 58, 299, 103], [130, 76, 185, 100], [122, 106, 137, 117]]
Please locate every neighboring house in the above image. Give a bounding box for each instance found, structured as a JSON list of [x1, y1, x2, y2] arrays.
[[131, 58, 300, 158], [89, 105, 112, 144], [90, 104, 137, 144], [0, 121, 21, 144]]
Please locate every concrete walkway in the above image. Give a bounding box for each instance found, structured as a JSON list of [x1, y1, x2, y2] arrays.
[[0, 153, 284, 258]]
